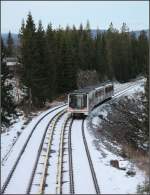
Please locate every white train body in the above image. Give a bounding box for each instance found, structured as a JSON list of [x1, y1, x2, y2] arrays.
[[68, 82, 114, 116]]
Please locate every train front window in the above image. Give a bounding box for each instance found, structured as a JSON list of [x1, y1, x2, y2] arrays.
[[69, 94, 87, 109], [76, 96, 82, 108]]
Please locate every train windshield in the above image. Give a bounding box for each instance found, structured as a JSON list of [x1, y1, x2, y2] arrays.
[[69, 94, 87, 109]]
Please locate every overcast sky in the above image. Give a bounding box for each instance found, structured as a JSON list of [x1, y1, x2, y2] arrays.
[[1, 1, 149, 33]]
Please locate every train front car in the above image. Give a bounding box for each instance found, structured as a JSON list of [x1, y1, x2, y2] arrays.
[[68, 92, 88, 117]]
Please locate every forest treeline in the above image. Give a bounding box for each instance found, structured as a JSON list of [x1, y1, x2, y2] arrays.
[[18, 13, 148, 107], [1, 12, 149, 110]]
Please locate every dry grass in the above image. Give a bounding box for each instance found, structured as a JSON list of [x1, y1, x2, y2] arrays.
[[121, 144, 149, 176]]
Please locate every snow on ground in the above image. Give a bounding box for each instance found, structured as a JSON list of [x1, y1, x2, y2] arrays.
[[84, 119, 145, 194], [91, 77, 146, 127], [1, 103, 66, 165], [44, 112, 68, 194], [122, 82, 145, 97], [1, 115, 26, 162], [61, 118, 71, 194], [1, 104, 66, 193], [85, 78, 146, 194], [113, 76, 145, 95], [30, 112, 68, 194], [71, 119, 96, 194], [6, 77, 26, 104], [3, 111, 55, 194], [1, 77, 146, 194]]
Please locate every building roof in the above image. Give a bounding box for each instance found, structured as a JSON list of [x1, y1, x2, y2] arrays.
[[7, 62, 17, 66], [6, 57, 18, 62], [5, 57, 18, 66]]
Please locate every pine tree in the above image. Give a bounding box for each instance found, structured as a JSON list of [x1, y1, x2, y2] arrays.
[[79, 23, 83, 36], [114, 23, 131, 82], [121, 23, 131, 81], [56, 33, 77, 94], [19, 12, 37, 111], [1, 38, 16, 127], [55, 28, 65, 94], [64, 34, 77, 91], [138, 31, 149, 74], [129, 33, 139, 78], [78, 33, 86, 70], [121, 22, 129, 33], [95, 30, 102, 79], [105, 23, 117, 79], [78, 21, 94, 70], [6, 31, 14, 57], [46, 23, 57, 99], [100, 33, 108, 80], [71, 24, 80, 71], [143, 32, 149, 139], [32, 20, 49, 107]]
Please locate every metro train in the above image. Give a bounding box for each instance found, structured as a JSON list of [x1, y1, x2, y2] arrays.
[[68, 81, 114, 117]]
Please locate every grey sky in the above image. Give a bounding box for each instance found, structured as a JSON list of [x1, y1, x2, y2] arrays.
[[1, 1, 149, 33]]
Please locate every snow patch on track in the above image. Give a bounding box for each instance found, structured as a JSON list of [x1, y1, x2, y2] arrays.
[[71, 119, 96, 194]]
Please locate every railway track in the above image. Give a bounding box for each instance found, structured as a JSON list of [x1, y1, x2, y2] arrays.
[[35, 83, 139, 194], [56, 116, 74, 194], [1, 82, 141, 194], [93, 82, 141, 111], [114, 78, 144, 95], [113, 80, 142, 98], [35, 113, 74, 194], [1, 104, 66, 194], [78, 82, 141, 194], [82, 119, 101, 194], [68, 118, 75, 194], [27, 109, 66, 194]]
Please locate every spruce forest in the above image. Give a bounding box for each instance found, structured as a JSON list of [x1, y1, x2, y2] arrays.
[[1, 12, 149, 119]]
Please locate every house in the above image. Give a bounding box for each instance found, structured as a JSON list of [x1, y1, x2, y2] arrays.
[[5, 57, 20, 73], [6, 57, 18, 70]]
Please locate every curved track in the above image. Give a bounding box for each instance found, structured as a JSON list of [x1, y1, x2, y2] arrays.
[[1, 104, 66, 194], [1, 82, 140, 194]]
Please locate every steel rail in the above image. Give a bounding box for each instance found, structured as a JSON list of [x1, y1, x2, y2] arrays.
[[1, 104, 66, 194], [112, 82, 140, 99], [56, 114, 71, 194], [82, 119, 101, 194], [68, 118, 75, 194], [27, 110, 66, 194]]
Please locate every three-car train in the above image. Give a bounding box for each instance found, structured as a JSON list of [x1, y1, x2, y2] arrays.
[[68, 81, 114, 117]]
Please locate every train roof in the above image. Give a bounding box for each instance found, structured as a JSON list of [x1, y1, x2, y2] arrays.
[[70, 80, 113, 94]]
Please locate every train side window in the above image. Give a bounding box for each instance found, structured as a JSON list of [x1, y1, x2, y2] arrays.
[[106, 85, 113, 93], [95, 91, 98, 97], [69, 95, 75, 108], [105, 85, 111, 93]]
